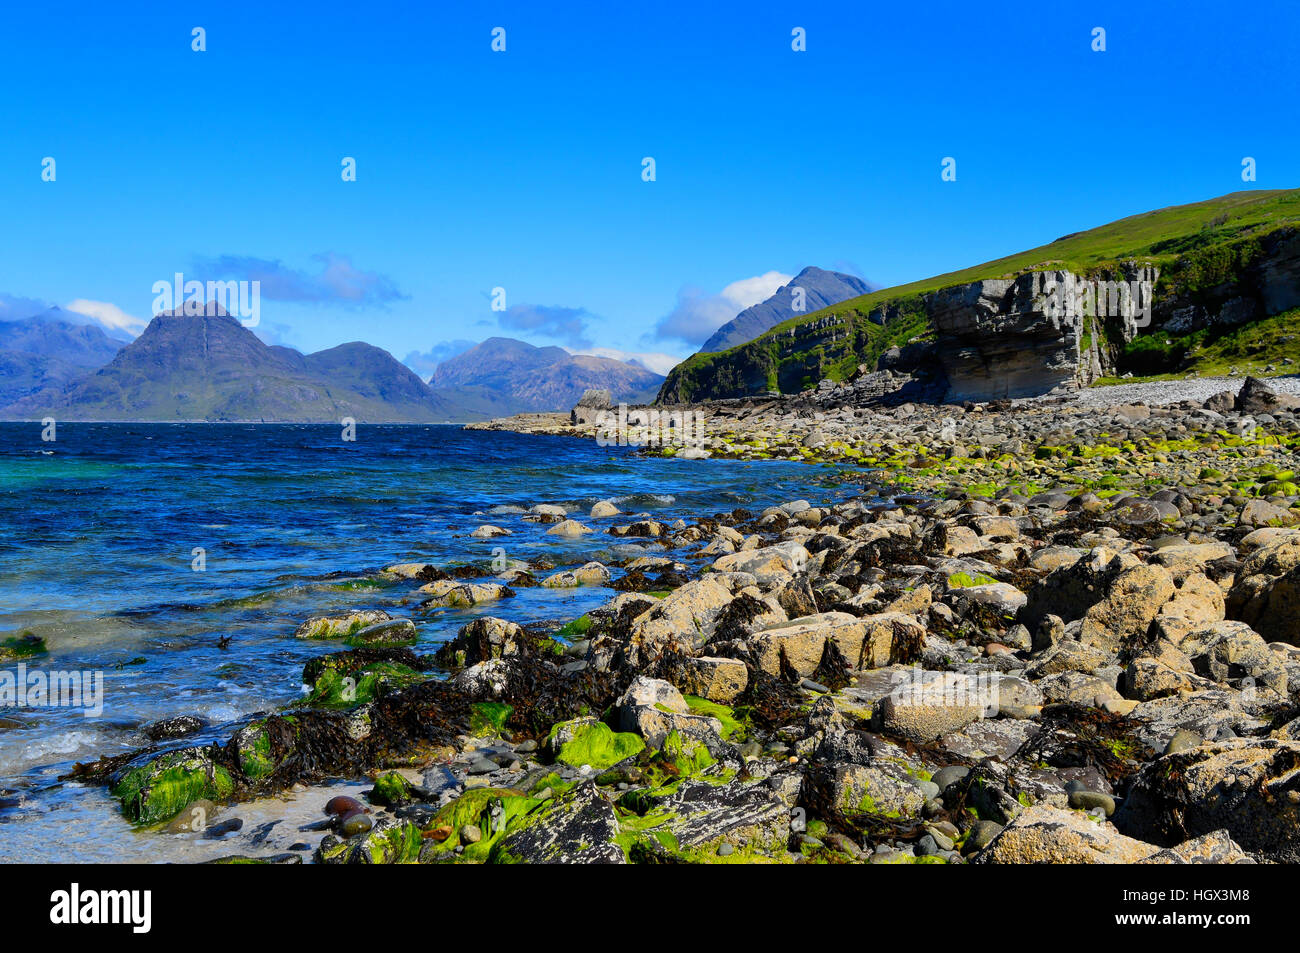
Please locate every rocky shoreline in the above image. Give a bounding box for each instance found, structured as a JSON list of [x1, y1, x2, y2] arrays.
[[59, 376, 1300, 863]]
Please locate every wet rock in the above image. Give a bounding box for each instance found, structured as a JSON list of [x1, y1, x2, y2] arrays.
[[1067, 790, 1116, 816], [541, 562, 611, 588], [316, 816, 422, 864], [544, 716, 645, 770], [417, 580, 515, 608], [165, 799, 218, 833], [295, 609, 392, 640], [433, 616, 528, 668], [338, 811, 374, 836], [142, 714, 207, 742], [546, 519, 594, 538], [490, 781, 624, 864], [325, 795, 365, 817], [346, 618, 418, 647], [109, 747, 235, 825]]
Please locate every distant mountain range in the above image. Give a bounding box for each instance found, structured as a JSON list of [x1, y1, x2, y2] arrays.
[[426, 337, 663, 417], [699, 266, 875, 353], [0, 312, 665, 422], [3, 309, 462, 422], [0, 310, 126, 408]]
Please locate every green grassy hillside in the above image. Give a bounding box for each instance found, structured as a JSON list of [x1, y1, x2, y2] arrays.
[[660, 189, 1300, 402], [1098, 306, 1300, 384]]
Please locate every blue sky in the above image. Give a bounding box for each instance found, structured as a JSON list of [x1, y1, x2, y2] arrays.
[[0, 0, 1295, 375]]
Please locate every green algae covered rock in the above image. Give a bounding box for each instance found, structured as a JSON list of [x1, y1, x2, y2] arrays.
[[490, 781, 624, 864], [299, 652, 427, 709], [110, 747, 235, 825], [544, 717, 645, 770], [0, 633, 47, 662], [418, 786, 544, 863], [317, 817, 423, 864]]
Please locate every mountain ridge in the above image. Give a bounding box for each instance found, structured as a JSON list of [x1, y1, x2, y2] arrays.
[[426, 336, 663, 415], [2, 310, 466, 422], [699, 266, 874, 353]]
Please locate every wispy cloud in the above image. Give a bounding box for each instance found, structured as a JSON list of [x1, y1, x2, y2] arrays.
[[651, 270, 792, 346], [65, 299, 149, 337], [403, 339, 478, 378], [565, 346, 682, 377], [192, 253, 407, 307], [498, 303, 595, 348]]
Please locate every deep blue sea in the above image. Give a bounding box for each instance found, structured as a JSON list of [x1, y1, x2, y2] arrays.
[[0, 422, 850, 860]]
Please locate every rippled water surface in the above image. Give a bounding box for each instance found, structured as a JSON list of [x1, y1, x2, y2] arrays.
[[0, 422, 849, 861]]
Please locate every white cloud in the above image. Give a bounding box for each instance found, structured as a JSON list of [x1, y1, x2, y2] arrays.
[[565, 346, 683, 377], [64, 299, 148, 337], [652, 270, 792, 345], [719, 271, 792, 310]]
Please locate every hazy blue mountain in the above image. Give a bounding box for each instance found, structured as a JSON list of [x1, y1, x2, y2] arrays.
[[0, 312, 126, 406], [426, 336, 664, 414], [3, 310, 467, 422], [698, 266, 874, 353]]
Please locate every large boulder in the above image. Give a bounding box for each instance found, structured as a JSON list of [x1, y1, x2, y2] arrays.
[[417, 580, 515, 608], [670, 656, 749, 703], [1021, 548, 1174, 651], [631, 779, 791, 856], [747, 611, 924, 677], [712, 542, 811, 585], [1114, 739, 1300, 862], [876, 670, 993, 743], [973, 806, 1247, 864], [1229, 561, 1300, 646], [623, 578, 736, 664], [295, 609, 393, 640], [570, 388, 613, 426], [433, 616, 528, 668], [1235, 375, 1300, 414], [612, 677, 723, 749], [1180, 620, 1288, 696]]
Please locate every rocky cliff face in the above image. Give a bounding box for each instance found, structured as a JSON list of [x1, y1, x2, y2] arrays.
[[930, 265, 1158, 402]]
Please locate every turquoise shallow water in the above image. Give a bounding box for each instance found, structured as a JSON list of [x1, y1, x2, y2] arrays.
[[0, 422, 851, 860]]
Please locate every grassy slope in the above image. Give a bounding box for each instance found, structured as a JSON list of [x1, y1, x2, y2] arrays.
[[1096, 306, 1300, 384], [664, 189, 1300, 398]]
